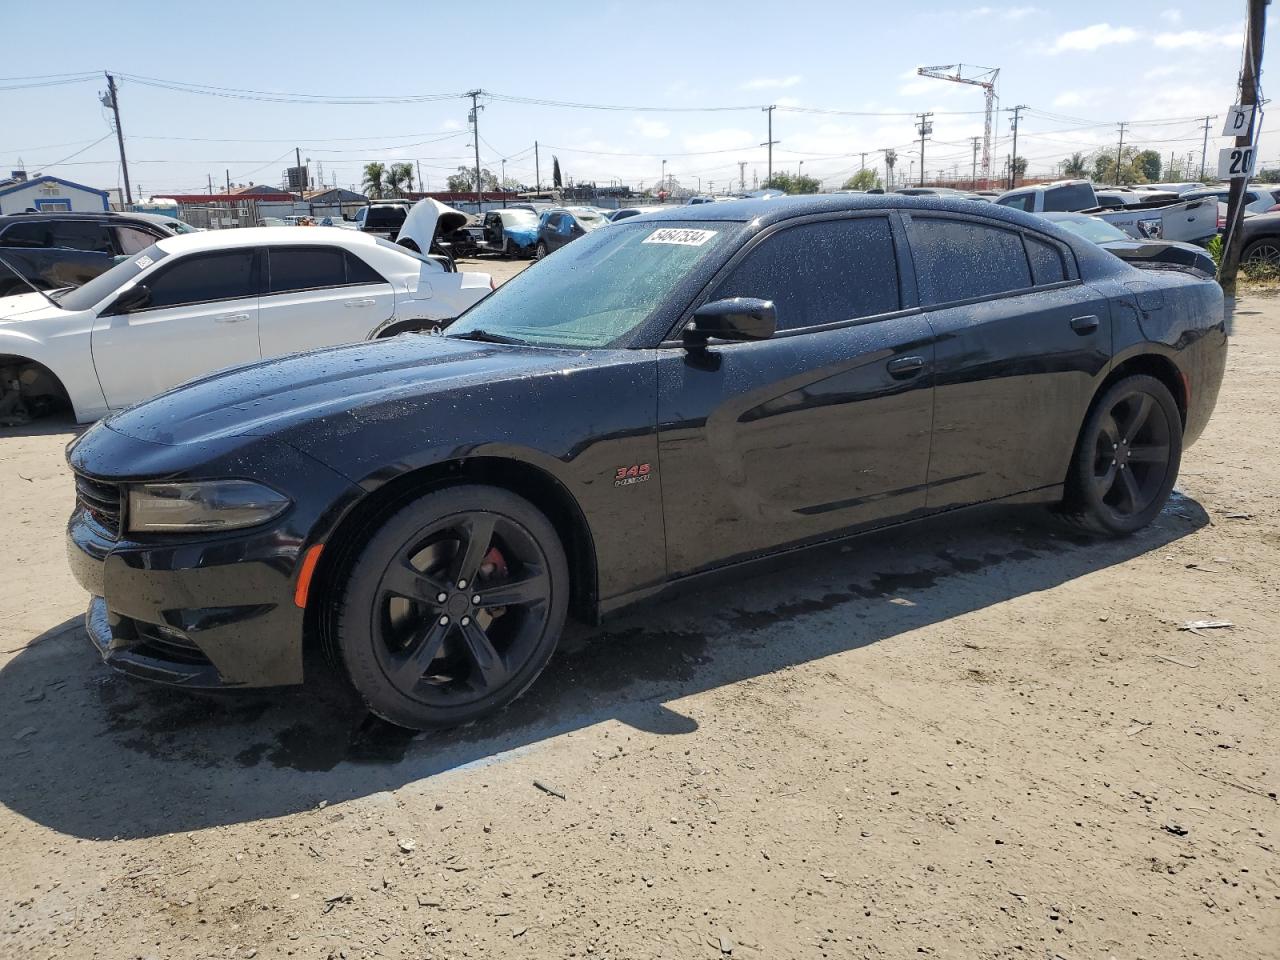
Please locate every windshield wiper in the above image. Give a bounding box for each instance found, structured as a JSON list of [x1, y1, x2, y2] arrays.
[[450, 328, 528, 345]]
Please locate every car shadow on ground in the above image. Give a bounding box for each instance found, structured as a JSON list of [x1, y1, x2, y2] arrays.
[[0, 494, 1208, 839]]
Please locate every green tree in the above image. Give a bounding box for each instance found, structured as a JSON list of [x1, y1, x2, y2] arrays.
[[1010, 156, 1028, 182], [446, 166, 500, 192], [361, 162, 386, 199], [764, 172, 820, 195], [1133, 150, 1161, 183], [1062, 152, 1088, 178], [842, 168, 882, 191], [1255, 167, 1280, 183], [385, 162, 414, 197], [884, 149, 897, 188]]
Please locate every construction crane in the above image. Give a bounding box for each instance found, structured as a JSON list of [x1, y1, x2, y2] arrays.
[[916, 64, 999, 188]]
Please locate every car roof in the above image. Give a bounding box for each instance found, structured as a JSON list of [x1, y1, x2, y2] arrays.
[[630, 193, 1083, 231], [0, 211, 154, 223], [153, 226, 378, 255]]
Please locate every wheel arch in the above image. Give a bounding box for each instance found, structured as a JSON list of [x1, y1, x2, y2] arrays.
[[1100, 352, 1187, 427], [306, 455, 600, 659], [0, 350, 75, 418]]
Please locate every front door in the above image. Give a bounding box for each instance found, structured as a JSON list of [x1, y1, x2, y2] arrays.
[[902, 213, 1113, 509], [258, 245, 395, 355], [657, 214, 936, 577], [91, 248, 262, 408]]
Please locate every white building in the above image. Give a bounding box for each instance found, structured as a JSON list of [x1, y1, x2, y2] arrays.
[[0, 174, 110, 215]]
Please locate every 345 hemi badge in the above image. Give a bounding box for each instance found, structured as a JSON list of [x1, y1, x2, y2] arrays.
[[614, 463, 652, 486]]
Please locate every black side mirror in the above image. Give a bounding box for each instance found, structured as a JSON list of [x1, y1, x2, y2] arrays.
[[684, 297, 776, 346], [107, 283, 151, 315]]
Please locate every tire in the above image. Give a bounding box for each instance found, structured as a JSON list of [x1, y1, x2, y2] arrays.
[[334, 485, 569, 729], [1061, 374, 1182, 537], [1241, 237, 1280, 268], [535, 242, 547, 261]]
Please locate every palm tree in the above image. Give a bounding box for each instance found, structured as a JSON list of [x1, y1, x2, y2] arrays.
[[386, 162, 414, 197], [362, 162, 386, 199], [884, 149, 897, 189], [1063, 152, 1087, 178]]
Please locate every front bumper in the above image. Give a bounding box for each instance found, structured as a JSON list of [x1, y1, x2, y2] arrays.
[[68, 509, 308, 688]]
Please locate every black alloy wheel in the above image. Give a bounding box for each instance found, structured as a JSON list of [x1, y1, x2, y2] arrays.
[[535, 242, 547, 261], [334, 486, 568, 729], [1063, 374, 1182, 536], [1242, 238, 1280, 269]]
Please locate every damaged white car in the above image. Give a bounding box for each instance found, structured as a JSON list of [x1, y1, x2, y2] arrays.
[[0, 227, 493, 424]]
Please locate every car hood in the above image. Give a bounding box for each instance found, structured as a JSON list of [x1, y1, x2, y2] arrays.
[[0, 291, 62, 323], [398, 198, 469, 247], [101, 334, 605, 447]]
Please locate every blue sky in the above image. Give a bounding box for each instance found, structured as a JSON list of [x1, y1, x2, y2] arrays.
[[0, 1, 1266, 196]]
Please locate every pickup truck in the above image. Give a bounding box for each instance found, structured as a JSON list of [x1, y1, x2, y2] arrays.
[[994, 179, 1218, 245]]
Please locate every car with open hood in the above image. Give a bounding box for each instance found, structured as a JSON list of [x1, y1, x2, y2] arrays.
[[65, 195, 1225, 730], [0, 226, 492, 424]]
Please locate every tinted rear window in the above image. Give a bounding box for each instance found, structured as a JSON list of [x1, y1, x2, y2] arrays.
[[365, 207, 406, 228], [1026, 236, 1067, 285], [1, 221, 52, 247], [713, 217, 900, 330], [908, 217, 1032, 305], [268, 246, 346, 293], [996, 193, 1034, 212], [1042, 182, 1096, 212]]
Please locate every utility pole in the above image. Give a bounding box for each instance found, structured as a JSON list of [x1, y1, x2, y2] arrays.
[[1006, 104, 1027, 188], [859, 151, 867, 171], [1199, 115, 1213, 180], [916, 112, 933, 186], [1114, 121, 1128, 185], [661, 159, 667, 196], [970, 136, 981, 189], [535, 141, 541, 193], [467, 89, 484, 203], [761, 105, 778, 183], [1219, 0, 1267, 295], [738, 160, 747, 191], [416, 159, 423, 197], [207, 173, 213, 195], [225, 168, 231, 194], [102, 73, 133, 205]]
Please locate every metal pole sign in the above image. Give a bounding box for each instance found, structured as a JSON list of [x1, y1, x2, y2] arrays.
[[1218, 144, 1257, 179], [1222, 104, 1256, 137]]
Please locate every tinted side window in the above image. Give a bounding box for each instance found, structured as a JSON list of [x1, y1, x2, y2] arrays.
[[2, 222, 52, 247], [1043, 182, 1096, 212], [345, 251, 385, 284], [908, 217, 1032, 305], [115, 225, 157, 255], [268, 246, 345, 293], [996, 194, 1034, 212], [50, 221, 113, 253], [712, 217, 900, 331], [1026, 236, 1067, 285], [144, 250, 257, 309]]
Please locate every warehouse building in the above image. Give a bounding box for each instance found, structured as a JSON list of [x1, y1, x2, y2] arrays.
[[0, 173, 110, 215]]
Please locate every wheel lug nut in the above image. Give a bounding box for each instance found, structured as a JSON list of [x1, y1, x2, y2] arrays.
[[439, 615, 450, 625], [460, 616, 471, 626], [436, 592, 448, 603], [472, 594, 481, 605], [457, 579, 467, 589]]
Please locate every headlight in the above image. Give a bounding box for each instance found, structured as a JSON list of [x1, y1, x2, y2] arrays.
[[127, 480, 290, 533]]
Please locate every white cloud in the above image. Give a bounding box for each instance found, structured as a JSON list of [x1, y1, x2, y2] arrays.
[[1049, 23, 1140, 53], [1154, 29, 1240, 49], [683, 128, 757, 153], [965, 4, 1038, 19], [631, 117, 670, 139], [1160, 9, 1183, 24], [741, 75, 802, 91], [441, 118, 463, 131]]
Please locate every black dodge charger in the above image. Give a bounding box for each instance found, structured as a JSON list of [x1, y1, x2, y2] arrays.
[[66, 196, 1227, 729]]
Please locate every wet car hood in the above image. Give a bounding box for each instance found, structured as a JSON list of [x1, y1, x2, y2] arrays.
[[102, 334, 605, 447], [0, 291, 63, 322]]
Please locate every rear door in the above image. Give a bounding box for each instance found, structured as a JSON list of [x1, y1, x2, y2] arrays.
[[259, 244, 395, 354], [903, 213, 1112, 510], [91, 248, 262, 408], [656, 213, 936, 576]]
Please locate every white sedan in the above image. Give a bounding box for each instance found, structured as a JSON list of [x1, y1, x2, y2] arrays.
[[0, 227, 493, 423]]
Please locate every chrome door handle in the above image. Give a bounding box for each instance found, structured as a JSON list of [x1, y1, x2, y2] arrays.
[[344, 298, 376, 307], [886, 355, 926, 379], [214, 313, 250, 323]]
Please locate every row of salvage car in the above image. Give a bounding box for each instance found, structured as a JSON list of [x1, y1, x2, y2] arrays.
[[0, 178, 1239, 425]]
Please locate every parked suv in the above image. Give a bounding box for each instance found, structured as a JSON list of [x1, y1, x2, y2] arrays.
[[0, 212, 173, 296], [353, 201, 411, 239], [534, 207, 609, 259]]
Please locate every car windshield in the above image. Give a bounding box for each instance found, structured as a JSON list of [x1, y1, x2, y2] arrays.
[[53, 243, 170, 310], [501, 210, 539, 226], [447, 221, 732, 348], [167, 220, 200, 234], [1050, 216, 1128, 244]]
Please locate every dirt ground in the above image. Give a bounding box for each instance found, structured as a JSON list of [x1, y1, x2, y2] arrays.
[[1, 267, 1276, 960]]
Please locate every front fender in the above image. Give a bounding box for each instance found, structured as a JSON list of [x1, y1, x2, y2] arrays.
[[0, 326, 108, 423]]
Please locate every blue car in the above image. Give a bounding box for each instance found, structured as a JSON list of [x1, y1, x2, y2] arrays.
[[482, 209, 540, 258]]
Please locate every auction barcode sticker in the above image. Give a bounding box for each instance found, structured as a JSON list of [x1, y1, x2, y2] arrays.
[[134, 255, 153, 269], [643, 228, 718, 246]]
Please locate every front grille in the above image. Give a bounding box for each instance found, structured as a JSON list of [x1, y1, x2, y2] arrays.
[[74, 472, 122, 538]]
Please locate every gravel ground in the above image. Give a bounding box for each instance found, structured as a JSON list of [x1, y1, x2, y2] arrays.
[[0, 277, 1276, 960]]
